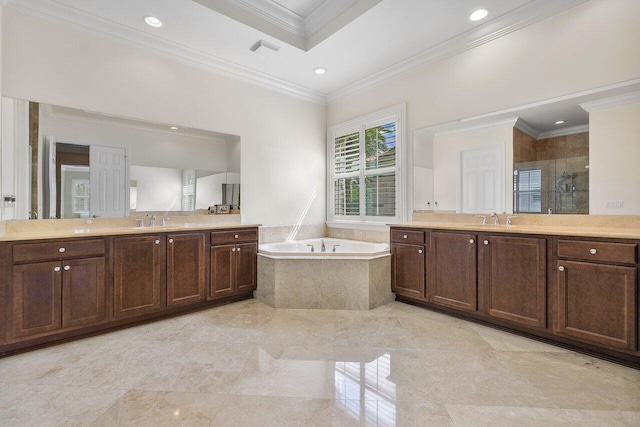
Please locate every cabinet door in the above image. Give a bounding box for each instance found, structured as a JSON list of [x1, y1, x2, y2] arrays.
[[557, 261, 637, 351], [391, 243, 425, 298], [429, 232, 477, 311], [12, 261, 62, 339], [236, 242, 257, 293], [481, 235, 547, 328], [167, 233, 206, 307], [210, 245, 235, 299], [62, 257, 106, 328], [113, 235, 163, 318]]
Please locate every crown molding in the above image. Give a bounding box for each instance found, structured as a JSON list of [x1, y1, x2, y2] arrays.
[[327, 0, 589, 104], [580, 91, 640, 112], [537, 124, 589, 140], [514, 118, 540, 139], [305, 0, 358, 36], [227, 0, 306, 37], [435, 117, 519, 139], [6, 0, 327, 104]]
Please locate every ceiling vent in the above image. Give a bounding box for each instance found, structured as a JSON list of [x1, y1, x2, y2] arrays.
[[250, 40, 281, 55]]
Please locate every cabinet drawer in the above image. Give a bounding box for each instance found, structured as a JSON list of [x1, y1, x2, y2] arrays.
[[13, 239, 105, 263], [391, 229, 425, 245], [558, 240, 637, 264], [211, 229, 258, 245]]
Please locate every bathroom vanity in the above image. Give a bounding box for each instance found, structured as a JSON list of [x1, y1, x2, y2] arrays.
[[0, 223, 258, 355], [390, 221, 639, 367]]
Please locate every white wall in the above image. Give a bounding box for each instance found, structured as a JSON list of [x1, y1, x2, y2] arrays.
[[327, 0, 640, 215], [130, 165, 183, 212], [196, 172, 226, 210], [1, 9, 326, 227], [433, 125, 513, 213], [589, 102, 640, 215]]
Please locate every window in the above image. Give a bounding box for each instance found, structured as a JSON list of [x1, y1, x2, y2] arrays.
[[181, 169, 196, 211], [515, 169, 542, 213], [71, 179, 91, 215], [329, 104, 405, 224]]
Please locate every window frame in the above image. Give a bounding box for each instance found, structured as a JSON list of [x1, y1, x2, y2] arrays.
[[327, 104, 406, 226]]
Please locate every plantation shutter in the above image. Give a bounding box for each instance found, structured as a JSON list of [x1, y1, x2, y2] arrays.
[[364, 122, 396, 217], [334, 132, 360, 216]]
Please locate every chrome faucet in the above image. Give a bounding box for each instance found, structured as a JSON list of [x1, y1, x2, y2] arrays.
[[321, 239, 326, 252], [490, 212, 499, 225], [134, 218, 144, 227], [332, 244, 340, 253], [506, 216, 518, 227], [477, 215, 488, 225], [147, 214, 156, 227], [161, 217, 170, 227], [306, 244, 315, 252]]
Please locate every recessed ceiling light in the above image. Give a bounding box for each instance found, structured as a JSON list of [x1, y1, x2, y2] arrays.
[[170, 126, 179, 130], [555, 120, 566, 125], [469, 9, 488, 21], [144, 16, 163, 28], [313, 67, 327, 75]]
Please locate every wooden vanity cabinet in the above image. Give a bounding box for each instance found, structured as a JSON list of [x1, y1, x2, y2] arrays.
[[166, 233, 207, 306], [113, 235, 163, 319], [429, 231, 477, 311], [209, 229, 258, 300], [9, 238, 106, 342], [479, 235, 547, 328], [556, 239, 638, 352], [390, 229, 426, 298]]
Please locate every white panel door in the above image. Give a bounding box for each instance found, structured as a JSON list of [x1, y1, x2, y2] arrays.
[[460, 146, 503, 213], [90, 145, 127, 218]]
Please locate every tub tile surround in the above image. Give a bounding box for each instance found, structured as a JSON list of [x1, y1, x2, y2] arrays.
[[256, 256, 393, 310], [259, 223, 327, 244], [1, 299, 639, 426]]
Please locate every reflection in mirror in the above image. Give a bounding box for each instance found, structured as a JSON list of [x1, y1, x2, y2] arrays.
[[513, 130, 589, 214], [0, 97, 241, 220], [413, 82, 640, 216]]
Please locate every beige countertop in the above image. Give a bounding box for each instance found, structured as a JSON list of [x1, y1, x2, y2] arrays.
[[0, 222, 261, 242], [393, 222, 640, 240]]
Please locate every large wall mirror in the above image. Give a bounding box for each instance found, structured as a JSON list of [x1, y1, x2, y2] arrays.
[[1, 97, 241, 220], [413, 81, 640, 216]]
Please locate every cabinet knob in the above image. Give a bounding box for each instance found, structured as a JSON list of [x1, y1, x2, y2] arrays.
[[237, 248, 241, 252], [558, 266, 565, 272], [155, 240, 160, 245], [169, 238, 174, 244], [418, 249, 423, 254], [54, 266, 61, 272], [589, 248, 597, 255], [235, 234, 239, 239], [469, 239, 475, 244], [403, 234, 408, 239], [483, 240, 489, 245], [64, 265, 70, 271], [59, 247, 66, 253]]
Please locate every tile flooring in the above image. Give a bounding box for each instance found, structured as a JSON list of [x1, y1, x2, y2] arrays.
[[1, 299, 639, 426]]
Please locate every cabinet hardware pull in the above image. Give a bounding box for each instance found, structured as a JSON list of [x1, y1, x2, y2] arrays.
[[483, 240, 489, 245], [418, 249, 423, 254], [235, 234, 239, 239], [469, 239, 475, 244], [558, 266, 565, 271], [403, 234, 408, 239], [232, 248, 236, 252], [59, 247, 66, 253], [155, 240, 160, 245], [54, 266, 61, 272], [589, 248, 597, 255], [64, 265, 70, 271], [169, 239, 174, 244]]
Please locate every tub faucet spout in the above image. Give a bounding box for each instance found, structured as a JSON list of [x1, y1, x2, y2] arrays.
[[321, 239, 326, 252]]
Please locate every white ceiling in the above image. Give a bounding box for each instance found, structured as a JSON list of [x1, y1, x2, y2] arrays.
[[8, 0, 589, 102]]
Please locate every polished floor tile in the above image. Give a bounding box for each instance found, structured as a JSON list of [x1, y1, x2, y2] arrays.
[[1, 299, 639, 426]]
